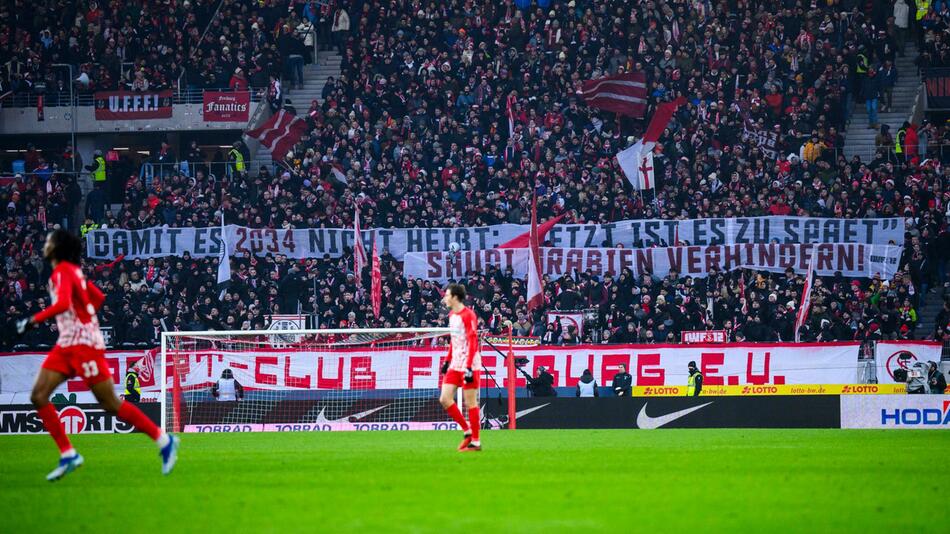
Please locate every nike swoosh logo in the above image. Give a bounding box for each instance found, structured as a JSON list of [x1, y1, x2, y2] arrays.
[[314, 404, 391, 424], [514, 403, 550, 418], [636, 402, 713, 429], [478, 403, 551, 429], [478, 402, 550, 420]]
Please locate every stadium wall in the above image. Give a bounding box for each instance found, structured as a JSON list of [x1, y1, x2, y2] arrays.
[[0, 104, 249, 135], [483, 395, 950, 430], [0, 342, 942, 404]]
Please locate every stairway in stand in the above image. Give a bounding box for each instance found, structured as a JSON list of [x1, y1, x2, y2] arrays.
[[914, 289, 947, 340], [843, 42, 920, 162], [247, 50, 343, 175]]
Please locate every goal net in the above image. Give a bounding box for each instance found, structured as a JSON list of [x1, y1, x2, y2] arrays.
[[160, 328, 507, 433]]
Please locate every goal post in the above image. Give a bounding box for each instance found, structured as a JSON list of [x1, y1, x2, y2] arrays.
[[159, 328, 517, 433]]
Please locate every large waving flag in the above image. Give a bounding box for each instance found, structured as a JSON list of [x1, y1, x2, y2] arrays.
[[616, 97, 686, 190], [216, 213, 231, 299], [371, 235, 382, 318], [353, 204, 367, 287], [794, 251, 817, 341], [498, 212, 567, 249], [617, 144, 654, 190], [581, 72, 647, 118], [245, 109, 307, 159], [526, 196, 544, 312]]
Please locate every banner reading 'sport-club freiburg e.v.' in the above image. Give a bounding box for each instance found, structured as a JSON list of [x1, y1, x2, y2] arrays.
[[0, 343, 861, 402]]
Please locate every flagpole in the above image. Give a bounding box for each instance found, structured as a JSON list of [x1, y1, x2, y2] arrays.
[[794, 245, 817, 342], [217, 208, 231, 300]]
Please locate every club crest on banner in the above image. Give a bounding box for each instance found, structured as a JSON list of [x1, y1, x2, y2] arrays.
[[267, 315, 307, 348]]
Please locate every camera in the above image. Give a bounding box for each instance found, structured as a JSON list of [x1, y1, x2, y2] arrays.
[[893, 353, 915, 383], [894, 353, 928, 394], [513, 357, 529, 367]]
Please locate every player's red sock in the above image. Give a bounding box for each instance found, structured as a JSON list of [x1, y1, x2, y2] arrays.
[[468, 407, 480, 442], [117, 401, 162, 440], [37, 403, 73, 454], [445, 403, 470, 432]]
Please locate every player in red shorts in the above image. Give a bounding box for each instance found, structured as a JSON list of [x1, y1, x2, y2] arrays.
[[16, 229, 180, 481], [438, 283, 482, 452]]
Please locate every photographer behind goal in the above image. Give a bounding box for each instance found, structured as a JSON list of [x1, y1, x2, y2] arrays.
[[891, 352, 929, 394]]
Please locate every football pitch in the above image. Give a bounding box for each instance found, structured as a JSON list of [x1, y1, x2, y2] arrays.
[[0, 429, 946, 533]]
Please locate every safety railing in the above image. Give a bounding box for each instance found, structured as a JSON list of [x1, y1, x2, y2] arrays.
[[136, 160, 277, 186], [776, 142, 950, 164], [0, 87, 264, 108]]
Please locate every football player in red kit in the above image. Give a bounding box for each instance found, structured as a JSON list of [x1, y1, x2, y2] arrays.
[[439, 284, 482, 452], [16, 229, 179, 481]]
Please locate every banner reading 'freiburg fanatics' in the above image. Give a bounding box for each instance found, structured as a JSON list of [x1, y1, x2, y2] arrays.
[[202, 91, 250, 122], [404, 243, 902, 281], [84, 217, 904, 261]]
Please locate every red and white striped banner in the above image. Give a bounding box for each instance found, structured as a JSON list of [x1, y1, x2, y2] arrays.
[[245, 110, 307, 159], [581, 72, 647, 117]]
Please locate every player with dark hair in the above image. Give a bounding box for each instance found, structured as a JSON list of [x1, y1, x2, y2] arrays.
[[16, 229, 180, 481], [439, 283, 482, 452]]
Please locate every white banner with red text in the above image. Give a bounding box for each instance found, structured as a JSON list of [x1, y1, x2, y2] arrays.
[[84, 217, 904, 261], [873, 341, 943, 385], [404, 244, 901, 281], [0, 350, 157, 405], [0, 343, 861, 401]]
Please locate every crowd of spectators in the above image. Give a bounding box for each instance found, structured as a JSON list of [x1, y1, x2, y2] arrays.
[[0, 0, 312, 99], [2, 0, 950, 352]]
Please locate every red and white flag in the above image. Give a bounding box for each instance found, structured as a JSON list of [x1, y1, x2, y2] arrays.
[[617, 144, 654, 190], [581, 72, 647, 118], [245, 110, 307, 159], [527, 195, 544, 312], [330, 162, 348, 184], [794, 250, 817, 342], [738, 271, 748, 315], [131, 348, 158, 388], [353, 204, 367, 287], [497, 212, 566, 249], [371, 234, 382, 318], [616, 97, 686, 190], [506, 93, 517, 137]]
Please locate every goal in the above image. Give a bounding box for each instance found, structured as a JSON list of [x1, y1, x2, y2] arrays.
[[159, 328, 516, 433]]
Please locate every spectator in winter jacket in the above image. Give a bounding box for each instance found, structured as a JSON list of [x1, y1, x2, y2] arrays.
[[863, 68, 881, 129], [904, 123, 919, 163], [879, 60, 897, 112], [229, 68, 249, 92], [330, 6, 350, 53]]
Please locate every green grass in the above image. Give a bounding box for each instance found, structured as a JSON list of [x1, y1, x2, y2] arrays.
[[0, 430, 947, 533]]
